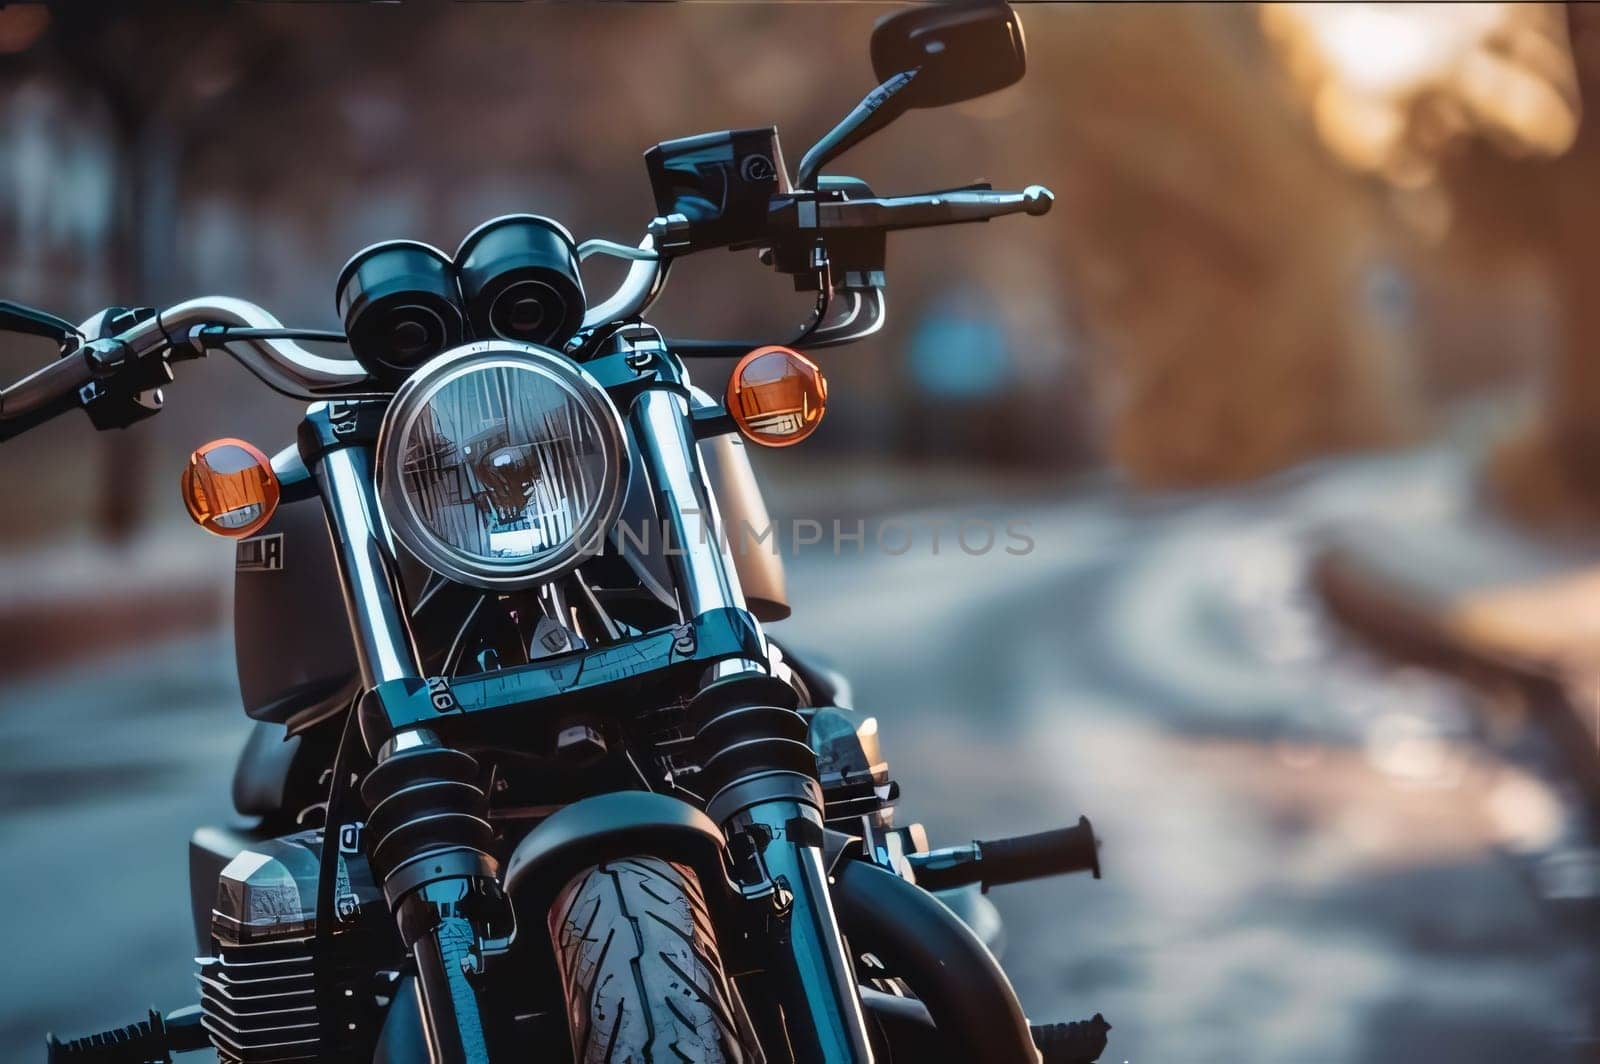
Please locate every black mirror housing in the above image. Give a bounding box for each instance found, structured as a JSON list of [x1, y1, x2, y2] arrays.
[[870, 1, 1026, 110]]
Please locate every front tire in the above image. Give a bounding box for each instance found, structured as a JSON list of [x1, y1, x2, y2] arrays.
[[549, 856, 754, 1063]]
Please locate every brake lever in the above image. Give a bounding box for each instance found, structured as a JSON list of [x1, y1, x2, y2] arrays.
[[815, 184, 1053, 231]]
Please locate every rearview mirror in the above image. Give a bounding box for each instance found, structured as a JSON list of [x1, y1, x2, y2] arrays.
[[793, 1, 1027, 189], [870, 0, 1027, 110]]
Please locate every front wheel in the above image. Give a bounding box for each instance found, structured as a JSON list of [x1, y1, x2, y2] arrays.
[[549, 856, 756, 1063]]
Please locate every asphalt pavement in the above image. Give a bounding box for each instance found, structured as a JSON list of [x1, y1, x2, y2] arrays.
[[0, 447, 1593, 1062]]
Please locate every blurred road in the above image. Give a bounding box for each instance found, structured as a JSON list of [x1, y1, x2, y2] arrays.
[[1, 448, 1593, 1062]]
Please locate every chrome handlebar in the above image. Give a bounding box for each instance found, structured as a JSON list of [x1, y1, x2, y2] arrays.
[[580, 233, 666, 331], [0, 298, 374, 420], [0, 182, 1052, 422], [134, 297, 372, 394], [0, 258, 666, 421], [0, 350, 93, 419]]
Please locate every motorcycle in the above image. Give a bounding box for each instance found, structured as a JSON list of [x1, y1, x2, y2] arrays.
[[5, 3, 1109, 1061]]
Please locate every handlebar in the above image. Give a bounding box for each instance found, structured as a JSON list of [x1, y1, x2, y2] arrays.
[[0, 181, 1052, 428], [580, 233, 663, 331], [130, 297, 370, 394], [0, 350, 96, 420], [0, 297, 373, 425]]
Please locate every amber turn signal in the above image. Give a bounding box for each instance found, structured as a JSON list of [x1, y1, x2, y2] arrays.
[[180, 438, 280, 538], [726, 345, 828, 447]]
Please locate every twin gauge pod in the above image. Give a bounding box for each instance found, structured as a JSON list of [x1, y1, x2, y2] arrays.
[[334, 215, 586, 382]]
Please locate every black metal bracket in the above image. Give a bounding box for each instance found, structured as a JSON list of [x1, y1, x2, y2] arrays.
[[357, 607, 767, 749], [691, 404, 737, 439], [296, 398, 387, 465]]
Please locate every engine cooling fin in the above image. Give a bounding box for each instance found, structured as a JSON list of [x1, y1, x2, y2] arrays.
[[196, 829, 392, 1063], [199, 941, 320, 1063]]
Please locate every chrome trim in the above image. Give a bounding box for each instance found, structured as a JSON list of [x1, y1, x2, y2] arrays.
[[803, 287, 885, 349], [377, 728, 441, 762], [121, 297, 370, 393], [576, 237, 659, 263], [707, 657, 769, 682], [630, 387, 748, 619], [727, 798, 876, 1062], [269, 443, 311, 491], [311, 435, 422, 688], [0, 352, 92, 419], [581, 234, 665, 329]]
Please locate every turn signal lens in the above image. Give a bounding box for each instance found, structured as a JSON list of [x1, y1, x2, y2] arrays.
[[726, 345, 828, 447], [180, 438, 280, 538]]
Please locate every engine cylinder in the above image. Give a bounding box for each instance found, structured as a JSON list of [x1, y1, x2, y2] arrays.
[[197, 829, 391, 1064]]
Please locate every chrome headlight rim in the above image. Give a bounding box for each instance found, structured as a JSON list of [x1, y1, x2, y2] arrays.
[[375, 339, 629, 591]]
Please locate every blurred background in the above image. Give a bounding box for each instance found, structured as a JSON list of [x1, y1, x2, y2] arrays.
[[5, 2, 1600, 1061]]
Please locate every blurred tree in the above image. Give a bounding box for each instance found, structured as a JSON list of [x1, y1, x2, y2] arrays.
[[1261, 4, 1579, 187], [1022, 5, 1409, 486], [1488, 5, 1600, 524], [1256, 3, 1600, 524], [6, 5, 299, 540]]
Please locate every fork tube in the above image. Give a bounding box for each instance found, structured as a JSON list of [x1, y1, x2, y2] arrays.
[[631, 387, 749, 623], [304, 402, 499, 1064], [631, 386, 874, 1064], [313, 442, 421, 687]]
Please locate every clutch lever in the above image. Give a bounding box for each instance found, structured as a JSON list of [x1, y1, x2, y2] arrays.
[[0, 299, 82, 349]]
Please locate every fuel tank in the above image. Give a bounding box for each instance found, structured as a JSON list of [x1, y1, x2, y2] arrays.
[[233, 496, 360, 730]]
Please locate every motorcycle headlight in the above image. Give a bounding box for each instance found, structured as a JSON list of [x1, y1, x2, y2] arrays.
[[376, 341, 628, 590]]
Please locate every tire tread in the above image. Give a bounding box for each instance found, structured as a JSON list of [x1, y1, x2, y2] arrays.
[[550, 856, 751, 1063]]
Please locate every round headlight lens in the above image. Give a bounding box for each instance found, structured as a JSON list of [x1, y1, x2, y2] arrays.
[[376, 341, 628, 589]]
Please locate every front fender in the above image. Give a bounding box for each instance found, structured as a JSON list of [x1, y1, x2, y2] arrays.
[[503, 790, 730, 920]]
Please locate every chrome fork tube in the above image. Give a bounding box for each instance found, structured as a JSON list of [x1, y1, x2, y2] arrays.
[[306, 405, 498, 1064], [631, 387, 749, 622], [630, 386, 873, 1064], [313, 443, 422, 687]]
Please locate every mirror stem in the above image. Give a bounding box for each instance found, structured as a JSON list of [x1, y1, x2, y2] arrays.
[[793, 68, 920, 191]]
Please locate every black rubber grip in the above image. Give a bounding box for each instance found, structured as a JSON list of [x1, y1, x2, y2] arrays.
[[978, 816, 1100, 887], [46, 1008, 171, 1063], [1031, 1013, 1112, 1064]]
